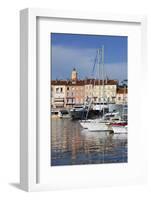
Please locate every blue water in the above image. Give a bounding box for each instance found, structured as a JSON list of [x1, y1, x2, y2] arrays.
[[51, 118, 127, 166]]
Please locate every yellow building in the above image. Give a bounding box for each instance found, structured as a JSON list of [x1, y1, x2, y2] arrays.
[[84, 79, 117, 103]]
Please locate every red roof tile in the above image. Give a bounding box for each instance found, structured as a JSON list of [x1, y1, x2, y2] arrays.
[[51, 79, 118, 86]]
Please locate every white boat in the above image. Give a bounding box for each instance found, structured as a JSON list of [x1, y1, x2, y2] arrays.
[[103, 111, 121, 121], [85, 121, 112, 132], [58, 110, 70, 118], [80, 119, 93, 129], [112, 125, 128, 134], [109, 88, 128, 134], [80, 111, 128, 132], [80, 47, 111, 132], [80, 118, 111, 131]]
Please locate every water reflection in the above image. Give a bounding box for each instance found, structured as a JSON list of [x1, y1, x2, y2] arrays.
[[51, 118, 127, 166]]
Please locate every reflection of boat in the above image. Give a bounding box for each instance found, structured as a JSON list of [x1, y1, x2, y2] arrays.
[[58, 110, 70, 118], [81, 129, 110, 139], [112, 132, 127, 140]]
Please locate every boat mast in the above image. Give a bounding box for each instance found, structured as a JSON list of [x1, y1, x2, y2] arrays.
[[122, 84, 126, 121], [101, 45, 105, 117], [98, 48, 101, 105], [85, 50, 98, 120]]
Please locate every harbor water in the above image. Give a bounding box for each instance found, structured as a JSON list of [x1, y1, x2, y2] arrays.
[[51, 118, 127, 166]]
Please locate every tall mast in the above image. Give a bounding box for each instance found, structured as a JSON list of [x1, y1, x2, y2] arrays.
[[101, 45, 105, 117], [122, 85, 126, 120], [98, 48, 101, 103]]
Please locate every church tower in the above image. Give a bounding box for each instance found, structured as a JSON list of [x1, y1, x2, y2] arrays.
[[71, 68, 78, 81]]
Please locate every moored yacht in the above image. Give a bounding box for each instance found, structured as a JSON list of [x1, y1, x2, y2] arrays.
[[79, 46, 112, 132], [80, 118, 111, 131], [70, 105, 100, 120], [112, 125, 128, 134], [58, 110, 70, 118]]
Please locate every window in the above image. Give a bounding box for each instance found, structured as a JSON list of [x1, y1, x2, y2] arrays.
[[56, 87, 59, 93]]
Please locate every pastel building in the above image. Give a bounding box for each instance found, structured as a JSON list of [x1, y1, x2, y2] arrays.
[[65, 82, 85, 108], [51, 68, 124, 109], [51, 81, 66, 109], [65, 69, 85, 108], [84, 79, 118, 103], [116, 88, 128, 104]]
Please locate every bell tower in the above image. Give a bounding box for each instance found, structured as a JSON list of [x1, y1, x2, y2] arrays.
[[71, 68, 78, 81]]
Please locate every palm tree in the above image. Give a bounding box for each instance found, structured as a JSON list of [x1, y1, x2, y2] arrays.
[[121, 79, 128, 88]]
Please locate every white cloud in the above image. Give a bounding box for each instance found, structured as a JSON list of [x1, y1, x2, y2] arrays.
[[51, 45, 127, 82]]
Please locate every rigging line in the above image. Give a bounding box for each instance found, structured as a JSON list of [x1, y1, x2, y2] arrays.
[[91, 50, 98, 77], [85, 50, 98, 120]]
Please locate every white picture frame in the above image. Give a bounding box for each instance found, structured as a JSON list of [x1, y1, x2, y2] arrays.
[[20, 8, 147, 192]]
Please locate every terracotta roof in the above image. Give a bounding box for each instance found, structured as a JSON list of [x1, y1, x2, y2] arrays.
[[84, 79, 118, 85], [51, 79, 118, 86]]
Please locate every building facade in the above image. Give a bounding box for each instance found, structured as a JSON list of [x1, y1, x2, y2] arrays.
[[51, 68, 126, 109], [51, 81, 66, 109], [116, 88, 128, 104], [84, 79, 117, 104]]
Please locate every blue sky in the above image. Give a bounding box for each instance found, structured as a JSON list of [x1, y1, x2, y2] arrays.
[[51, 33, 127, 82]]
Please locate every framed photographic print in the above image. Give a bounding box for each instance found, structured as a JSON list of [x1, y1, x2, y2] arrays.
[[20, 8, 147, 191]]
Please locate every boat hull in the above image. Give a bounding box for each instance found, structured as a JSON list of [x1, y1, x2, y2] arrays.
[[112, 126, 128, 134], [70, 109, 101, 120], [80, 121, 112, 132]]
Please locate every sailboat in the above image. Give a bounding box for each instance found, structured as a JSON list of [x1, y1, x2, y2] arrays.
[[80, 46, 112, 132], [111, 87, 128, 134]]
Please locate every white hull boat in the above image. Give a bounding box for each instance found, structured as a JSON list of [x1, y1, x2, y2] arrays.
[[112, 125, 128, 134], [80, 119, 99, 129], [80, 119, 111, 132], [58, 110, 70, 118], [87, 122, 111, 132]]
